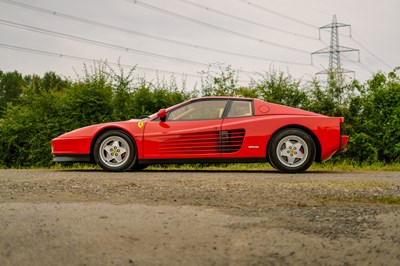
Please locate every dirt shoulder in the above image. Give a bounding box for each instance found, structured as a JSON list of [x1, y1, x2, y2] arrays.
[[0, 169, 399, 265]]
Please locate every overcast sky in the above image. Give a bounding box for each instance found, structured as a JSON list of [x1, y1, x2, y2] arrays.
[[0, 0, 399, 89]]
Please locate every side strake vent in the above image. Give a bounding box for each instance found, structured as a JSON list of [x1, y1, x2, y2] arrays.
[[157, 129, 245, 154], [220, 129, 245, 153], [158, 131, 220, 154]]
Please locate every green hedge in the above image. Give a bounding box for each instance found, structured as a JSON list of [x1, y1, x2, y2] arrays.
[[0, 63, 399, 167]]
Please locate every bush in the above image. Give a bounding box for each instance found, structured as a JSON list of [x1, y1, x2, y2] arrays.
[[0, 64, 399, 167]]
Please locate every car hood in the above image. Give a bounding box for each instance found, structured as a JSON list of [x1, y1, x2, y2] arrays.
[[54, 119, 145, 139]]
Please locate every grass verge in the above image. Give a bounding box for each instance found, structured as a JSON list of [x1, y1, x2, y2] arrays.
[[2, 161, 399, 172]]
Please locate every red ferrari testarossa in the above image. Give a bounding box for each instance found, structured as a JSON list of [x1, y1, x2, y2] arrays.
[[51, 97, 348, 173]]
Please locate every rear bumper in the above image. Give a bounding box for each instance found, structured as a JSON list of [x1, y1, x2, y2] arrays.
[[340, 135, 349, 149], [334, 147, 347, 156], [335, 135, 349, 156]]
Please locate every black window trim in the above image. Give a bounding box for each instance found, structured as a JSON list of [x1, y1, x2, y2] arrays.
[[165, 98, 230, 122], [151, 98, 255, 122], [223, 99, 254, 119]]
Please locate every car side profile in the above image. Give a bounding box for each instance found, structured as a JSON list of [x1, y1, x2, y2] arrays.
[[51, 97, 349, 173]]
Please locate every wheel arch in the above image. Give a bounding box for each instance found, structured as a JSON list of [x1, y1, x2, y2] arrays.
[[266, 125, 322, 163]]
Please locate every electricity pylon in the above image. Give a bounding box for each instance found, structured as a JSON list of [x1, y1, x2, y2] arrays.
[[312, 15, 360, 84]]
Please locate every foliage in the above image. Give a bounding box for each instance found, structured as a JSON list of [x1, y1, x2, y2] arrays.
[[0, 70, 25, 117], [0, 82, 66, 166], [348, 68, 400, 162], [201, 65, 243, 96], [251, 69, 309, 109], [0, 62, 194, 167], [0, 63, 399, 167]]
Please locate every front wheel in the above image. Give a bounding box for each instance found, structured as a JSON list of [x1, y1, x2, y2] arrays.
[[130, 164, 149, 171], [93, 130, 137, 172], [268, 128, 316, 173]]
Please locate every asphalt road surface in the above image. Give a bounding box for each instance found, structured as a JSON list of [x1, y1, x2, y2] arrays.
[[0, 169, 399, 265]]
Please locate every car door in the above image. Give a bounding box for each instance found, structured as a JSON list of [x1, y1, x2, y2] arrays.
[[221, 99, 266, 159], [143, 99, 229, 159]]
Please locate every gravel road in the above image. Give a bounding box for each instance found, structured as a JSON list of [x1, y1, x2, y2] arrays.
[[0, 169, 399, 265]]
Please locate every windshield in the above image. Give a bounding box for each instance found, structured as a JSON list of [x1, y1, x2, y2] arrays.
[[142, 101, 187, 121], [140, 113, 157, 120]]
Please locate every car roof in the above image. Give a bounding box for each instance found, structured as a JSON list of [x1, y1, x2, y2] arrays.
[[195, 96, 254, 101]]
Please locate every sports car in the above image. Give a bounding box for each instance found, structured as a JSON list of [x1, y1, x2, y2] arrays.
[[51, 96, 348, 173]]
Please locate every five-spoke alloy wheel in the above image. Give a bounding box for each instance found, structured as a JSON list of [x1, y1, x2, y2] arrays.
[[268, 128, 316, 173], [94, 130, 137, 172]]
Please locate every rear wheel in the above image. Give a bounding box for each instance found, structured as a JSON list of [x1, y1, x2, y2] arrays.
[[268, 128, 316, 173], [94, 130, 137, 172]]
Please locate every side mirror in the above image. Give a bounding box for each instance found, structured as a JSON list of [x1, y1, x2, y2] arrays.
[[157, 109, 167, 121]]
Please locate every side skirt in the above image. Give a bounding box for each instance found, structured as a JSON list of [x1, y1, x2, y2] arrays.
[[138, 157, 266, 165]]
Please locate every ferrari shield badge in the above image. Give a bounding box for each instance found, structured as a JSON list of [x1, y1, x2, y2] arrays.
[[138, 122, 144, 128]]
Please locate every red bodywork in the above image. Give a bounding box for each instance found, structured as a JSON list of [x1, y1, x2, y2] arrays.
[[52, 97, 349, 164]]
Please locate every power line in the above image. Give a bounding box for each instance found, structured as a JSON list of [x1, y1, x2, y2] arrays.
[[317, 39, 374, 75], [341, 55, 373, 74], [123, 0, 310, 54], [236, 0, 318, 29], [350, 35, 393, 70], [0, 42, 203, 78], [0, 19, 215, 69], [283, 0, 393, 71], [320, 29, 392, 71], [1, 19, 265, 76], [356, 62, 374, 75], [288, 0, 332, 16], [0, 0, 311, 66], [243, 0, 380, 76], [176, 0, 318, 40], [0, 43, 253, 85]]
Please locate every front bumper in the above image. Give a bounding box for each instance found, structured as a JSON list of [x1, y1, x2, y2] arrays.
[[53, 154, 91, 163]]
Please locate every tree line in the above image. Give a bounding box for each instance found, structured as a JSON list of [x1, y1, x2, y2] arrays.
[[0, 62, 399, 167]]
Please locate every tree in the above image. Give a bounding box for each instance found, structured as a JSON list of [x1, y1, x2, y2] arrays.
[[250, 68, 309, 109], [349, 68, 400, 163], [305, 70, 361, 118], [0, 79, 66, 166], [201, 65, 242, 96], [0, 70, 25, 117]]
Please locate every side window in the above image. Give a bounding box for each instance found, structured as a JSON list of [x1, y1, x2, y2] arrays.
[[227, 100, 253, 118], [168, 100, 228, 121]]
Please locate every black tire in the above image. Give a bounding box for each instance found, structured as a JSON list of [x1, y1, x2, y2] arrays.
[[268, 128, 316, 173], [93, 130, 137, 172], [130, 164, 149, 171]]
